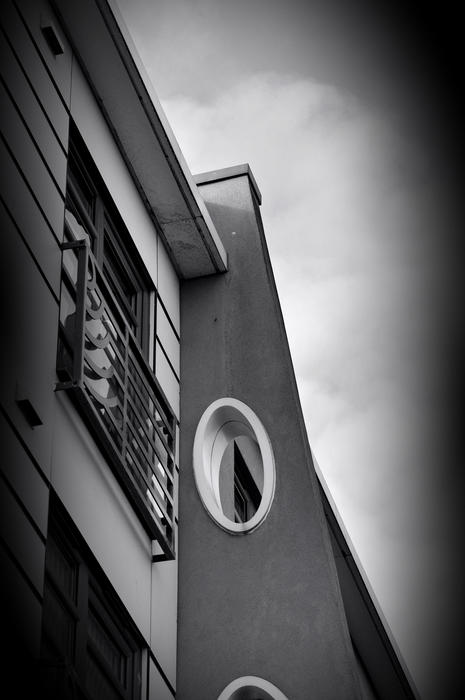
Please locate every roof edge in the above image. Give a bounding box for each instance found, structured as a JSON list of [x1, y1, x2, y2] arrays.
[[313, 452, 420, 699], [52, 0, 227, 277], [194, 164, 262, 205]]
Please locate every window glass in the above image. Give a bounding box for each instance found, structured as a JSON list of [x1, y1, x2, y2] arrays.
[[41, 500, 143, 700], [65, 123, 151, 355]]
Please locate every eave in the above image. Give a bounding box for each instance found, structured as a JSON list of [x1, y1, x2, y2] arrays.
[[52, 0, 227, 279]]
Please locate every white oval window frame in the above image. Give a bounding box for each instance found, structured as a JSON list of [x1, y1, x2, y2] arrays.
[[193, 398, 275, 534], [217, 676, 288, 700]]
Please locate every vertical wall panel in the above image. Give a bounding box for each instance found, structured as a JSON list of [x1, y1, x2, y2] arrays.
[[149, 657, 175, 700], [158, 236, 180, 335], [0, 543, 42, 656], [155, 341, 180, 420], [0, 81, 65, 237], [1, 413, 49, 537], [150, 558, 178, 691], [156, 298, 180, 379], [0, 31, 67, 196], [0, 199, 59, 478], [0, 1, 69, 149], [52, 394, 153, 644], [15, 0, 72, 107], [0, 479, 45, 595], [0, 138, 62, 294], [70, 60, 159, 289]]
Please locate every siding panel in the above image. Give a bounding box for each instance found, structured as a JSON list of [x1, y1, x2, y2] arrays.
[[0, 412, 49, 536], [0, 30, 67, 196], [15, 0, 72, 107], [156, 298, 180, 379], [0, 198, 59, 477], [0, 80, 64, 238], [151, 559, 178, 691], [149, 658, 175, 700], [52, 394, 153, 644], [0, 541, 42, 657], [157, 237, 180, 334], [155, 341, 180, 420], [0, 137, 62, 295], [0, 478, 46, 595], [0, 0, 69, 149]]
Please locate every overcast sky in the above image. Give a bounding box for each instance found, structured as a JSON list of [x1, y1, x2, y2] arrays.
[[115, 1, 463, 696]]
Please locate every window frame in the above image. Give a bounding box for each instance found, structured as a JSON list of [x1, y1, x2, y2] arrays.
[[66, 124, 152, 358], [56, 124, 177, 560], [41, 495, 144, 700]]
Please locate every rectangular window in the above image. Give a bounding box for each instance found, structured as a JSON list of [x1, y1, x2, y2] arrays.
[[56, 123, 176, 560], [66, 124, 150, 353], [41, 497, 143, 700]]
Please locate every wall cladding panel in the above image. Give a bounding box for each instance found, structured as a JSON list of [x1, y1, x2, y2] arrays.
[[0, 81, 65, 238], [52, 394, 153, 644], [70, 60, 159, 289], [156, 298, 180, 379], [0, 30, 67, 197], [0, 542, 42, 656], [0, 0, 69, 149], [0, 478, 46, 596], [149, 657, 175, 700], [155, 341, 180, 420], [15, 0, 72, 107], [158, 236, 180, 335], [150, 557, 178, 690], [0, 138, 62, 295], [0, 413, 49, 537], [0, 199, 59, 478]]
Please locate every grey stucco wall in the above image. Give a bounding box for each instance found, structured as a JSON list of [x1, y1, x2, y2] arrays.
[[177, 173, 361, 699]]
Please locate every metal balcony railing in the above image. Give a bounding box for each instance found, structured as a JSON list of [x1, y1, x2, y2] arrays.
[[56, 210, 176, 561]]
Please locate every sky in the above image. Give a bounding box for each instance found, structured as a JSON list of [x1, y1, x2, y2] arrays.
[[115, 1, 463, 696]]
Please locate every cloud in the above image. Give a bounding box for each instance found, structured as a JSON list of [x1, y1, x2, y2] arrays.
[[161, 73, 456, 695]]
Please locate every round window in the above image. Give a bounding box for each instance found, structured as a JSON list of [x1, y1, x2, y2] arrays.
[[193, 398, 275, 533], [217, 676, 288, 700]]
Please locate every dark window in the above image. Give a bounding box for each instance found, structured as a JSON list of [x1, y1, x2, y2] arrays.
[[66, 124, 150, 354], [41, 497, 143, 700], [233, 442, 262, 523], [57, 124, 176, 561]]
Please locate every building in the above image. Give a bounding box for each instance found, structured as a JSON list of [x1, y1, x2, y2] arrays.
[[0, 0, 417, 698]]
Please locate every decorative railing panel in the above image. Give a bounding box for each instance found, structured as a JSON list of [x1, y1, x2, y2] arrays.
[[57, 210, 176, 561]]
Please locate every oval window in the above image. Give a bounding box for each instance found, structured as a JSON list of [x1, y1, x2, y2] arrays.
[[217, 676, 288, 700], [193, 398, 275, 533]]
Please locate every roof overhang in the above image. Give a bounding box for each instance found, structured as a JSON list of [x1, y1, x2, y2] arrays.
[[52, 0, 227, 279]]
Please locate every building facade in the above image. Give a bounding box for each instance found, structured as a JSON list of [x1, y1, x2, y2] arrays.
[[0, 1, 416, 698]]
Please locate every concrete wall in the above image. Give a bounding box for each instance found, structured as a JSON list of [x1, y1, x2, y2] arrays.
[[177, 171, 361, 699]]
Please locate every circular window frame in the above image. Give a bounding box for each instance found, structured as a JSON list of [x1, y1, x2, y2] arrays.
[[217, 676, 288, 700], [193, 398, 275, 534]]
